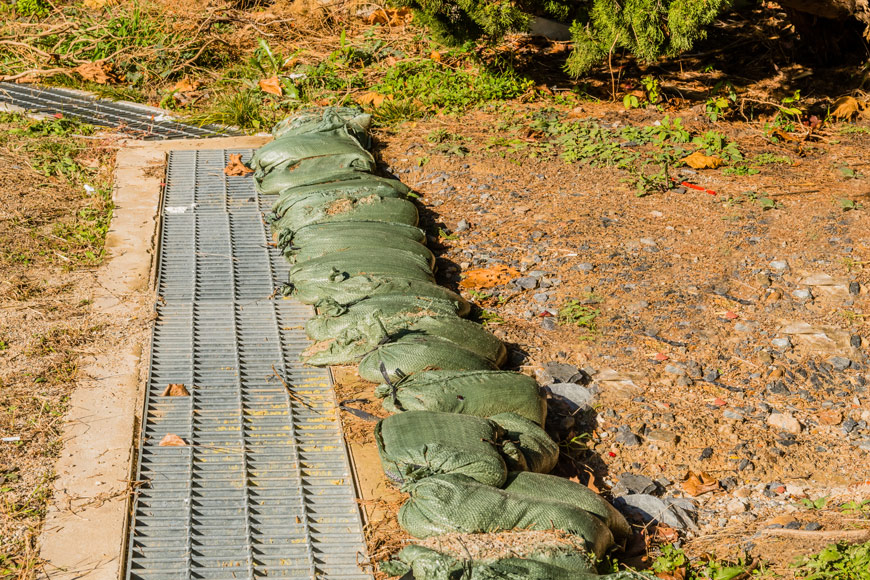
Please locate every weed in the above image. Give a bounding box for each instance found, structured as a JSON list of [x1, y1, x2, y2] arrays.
[[839, 125, 870, 135], [187, 89, 269, 131], [839, 499, 870, 515], [651, 545, 760, 580], [479, 310, 504, 325], [723, 165, 760, 176], [0, 340, 7, 351], [793, 542, 870, 579], [799, 496, 829, 510], [438, 227, 459, 240], [839, 166, 863, 179], [753, 153, 792, 165], [705, 80, 737, 122], [838, 198, 862, 211], [558, 300, 599, 331]]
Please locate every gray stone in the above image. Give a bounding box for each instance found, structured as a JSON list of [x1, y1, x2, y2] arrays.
[[614, 472, 659, 495], [850, 282, 860, 295], [805, 522, 823, 531], [664, 364, 685, 376], [772, 337, 792, 350], [615, 427, 641, 446], [533, 292, 549, 303], [770, 260, 789, 272], [646, 429, 679, 444], [723, 409, 745, 421], [734, 323, 755, 333], [577, 262, 595, 272], [792, 288, 813, 301], [545, 382, 596, 412], [527, 270, 547, 278], [542, 362, 583, 384], [455, 219, 469, 232], [540, 318, 557, 331], [828, 356, 852, 371], [514, 276, 538, 290], [613, 494, 698, 531], [767, 412, 802, 435], [843, 418, 858, 433], [704, 368, 720, 382]]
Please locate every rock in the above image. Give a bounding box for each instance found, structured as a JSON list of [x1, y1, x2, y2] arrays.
[[646, 429, 679, 444], [768, 412, 802, 435], [723, 409, 744, 421], [514, 276, 538, 290], [767, 515, 798, 528], [734, 323, 756, 333], [850, 282, 860, 295], [772, 337, 792, 350], [576, 262, 595, 272], [542, 362, 585, 384], [540, 318, 558, 331], [704, 368, 720, 382], [805, 522, 823, 531], [843, 418, 858, 433], [615, 427, 641, 446], [614, 472, 659, 495], [828, 356, 852, 371], [852, 335, 862, 348], [727, 498, 748, 514], [785, 520, 802, 530], [613, 494, 698, 531], [770, 260, 789, 272], [545, 382, 596, 412], [792, 288, 813, 301], [699, 447, 713, 460], [456, 219, 469, 232], [533, 292, 549, 303], [818, 410, 843, 425], [664, 364, 685, 376], [766, 381, 790, 395]]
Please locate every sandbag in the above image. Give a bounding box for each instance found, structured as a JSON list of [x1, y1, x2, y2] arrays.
[[264, 172, 409, 202], [287, 235, 435, 268], [503, 472, 632, 543], [375, 370, 546, 425], [358, 335, 496, 383], [381, 536, 636, 580], [271, 195, 419, 233], [288, 251, 435, 297], [375, 411, 509, 486], [284, 220, 426, 249], [398, 474, 616, 558], [272, 107, 371, 144], [489, 413, 558, 474], [306, 295, 469, 342], [287, 275, 468, 311], [304, 314, 505, 367], [250, 128, 373, 178]]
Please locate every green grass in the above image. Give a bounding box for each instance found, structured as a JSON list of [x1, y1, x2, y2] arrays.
[[793, 542, 870, 579], [558, 300, 599, 331]]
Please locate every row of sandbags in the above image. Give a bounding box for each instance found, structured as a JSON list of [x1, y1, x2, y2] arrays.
[[252, 108, 631, 579]]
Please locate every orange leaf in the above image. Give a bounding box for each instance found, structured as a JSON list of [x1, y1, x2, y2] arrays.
[[74, 61, 120, 84], [161, 383, 190, 396], [459, 265, 520, 289], [224, 153, 253, 176], [831, 95, 861, 120], [767, 127, 797, 142], [357, 91, 389, 107], [258, 75, 283, 96], [656, 567, 687, 580], [430, 51, 442, 63], [172, 78, 200, 93], [159, 433, 186, 447], [682, 470, 720, 496], [681, 150, 724, 170], [364, 7, 412, 25]]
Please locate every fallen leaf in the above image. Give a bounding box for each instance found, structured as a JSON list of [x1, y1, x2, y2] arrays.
[[224, 153, 253, 176], [653, 523, 680, 543], [459, 265, 521, 289], [83, 0, 114, 8], [831, 95, 861, 120], [682, 470, 720, 496], [364, 7, 413, 26], [430, 51, 442, 63], [172, 78, 200, 93], [258, 75, 283, 96], [682, 150, 724, 170], [655, 567, 686, 580], [567, 107, 586, 120], [162, 383, 190, 397], [357, 91, 389, 107], [74, 61, 120, 84], [159, 433, 186, 447], [767, 127, 798, 142]]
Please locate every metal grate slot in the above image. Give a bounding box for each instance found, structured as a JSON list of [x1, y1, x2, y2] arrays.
[[0, 82, 237, 139], [127, 149, 370, 580]]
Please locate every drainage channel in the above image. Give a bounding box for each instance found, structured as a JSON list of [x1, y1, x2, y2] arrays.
[[0, 82, 236, 139], [126, 149, 370, 579]]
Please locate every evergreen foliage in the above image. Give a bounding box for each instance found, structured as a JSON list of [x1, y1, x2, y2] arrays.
[[394, 0, 733, 77]]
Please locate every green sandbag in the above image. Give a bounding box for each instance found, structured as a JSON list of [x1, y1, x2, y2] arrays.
[[375, 411, 509, 486], [397, 474, 616, 558], [304, 314, 505, 367], [381, 542, 636, 580], [358, 335, 496, 383], [250, 128, 373, 177], [306, 295, 469, 342], [272, 107, 371, 144], [283, 221, 425, 251], [287, 235, 435, 268], [489, 413, 558, 474], [264, 171, 409, 201], [288, 250, 435, 293], [271, 195, 419, 233], [503, 472, 632, 543], [288, 275, 468, 311], [375, 370, 546, 425]]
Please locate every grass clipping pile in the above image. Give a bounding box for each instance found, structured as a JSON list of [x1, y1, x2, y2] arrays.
[[252, 107, 632, 579]]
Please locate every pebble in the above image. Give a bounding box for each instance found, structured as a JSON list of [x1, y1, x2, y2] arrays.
[[614, 472, 659, 495], [533, 292, 549, 303], [767, 412, 802, 435], [792, 288, 813, 301], [828, 356, 851, 371], [805, 522, 822, 531], [664, 364, 685, 376], [723, 409, 744, 421], [542, 362, 585, 384], [646, 429, 679, 444], [771, 337, 792, 350], [770, 260, 789, 272], [843, 418, 858, 433], [514, 276, 538, 290], [850, 281, 860, 295], [615, 427, 641, 446], [726, 498, 748, 514], [455, 219, 469, 232], [577, 262, 595, 272], [704, 368, 720, 382], [540, 318, 558, 331], [699, 447, 714, 460], [734, 323, 754, 333]]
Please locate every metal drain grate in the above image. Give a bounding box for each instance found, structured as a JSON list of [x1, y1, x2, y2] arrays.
[[0, 82, 236, 139], [127, 149, 370, 579]]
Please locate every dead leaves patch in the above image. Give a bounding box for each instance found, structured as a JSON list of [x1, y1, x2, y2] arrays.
[[459, 265, 520, 289], [681, 151, 724, 170], [258, 75, 283, 96], [364, 7, 413, 26], [74, 60, 120, 84], [224, 154, 253, 176], [681, 470, 720, 496], [158, 433, 186, 447], [161, 383, 190, 396]]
